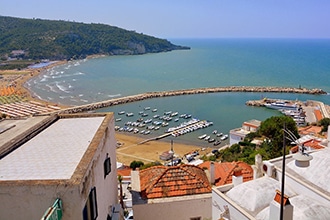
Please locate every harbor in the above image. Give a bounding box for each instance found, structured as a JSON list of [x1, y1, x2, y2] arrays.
[[57, 86, 326, 115], [113, 106, 229, 147], [246, 98, 329, 125]]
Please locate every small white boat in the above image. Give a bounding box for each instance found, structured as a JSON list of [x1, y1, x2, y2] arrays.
[[126, 112, 134, 117], [220, 134, 228, 141], [152, 108, 158, 112], [198, 134, 207, 139], [118, 111, 125, 115]]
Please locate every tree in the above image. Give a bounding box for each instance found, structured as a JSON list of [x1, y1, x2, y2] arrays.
[[257, 115, 298, 158], [318, 118, 330, 133], [129, 160, 144, 170]]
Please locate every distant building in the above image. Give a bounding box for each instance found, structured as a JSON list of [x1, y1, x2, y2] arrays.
[[0, 113, 120, 220], [10, 50, 25, 57], [229, 119, 261, 145], [131, 164, 212, 220]]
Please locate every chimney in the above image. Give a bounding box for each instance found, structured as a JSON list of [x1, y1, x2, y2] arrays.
[[232, 167, 243, 186], [252, 154, 263, 179], [269, 190, 293, 220], [130, 169, 141, 192], [210, 161, 215, 185]]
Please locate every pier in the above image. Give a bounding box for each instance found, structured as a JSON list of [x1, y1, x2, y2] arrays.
[[57, 86, 327, 115], [137, 119, 212, 144]]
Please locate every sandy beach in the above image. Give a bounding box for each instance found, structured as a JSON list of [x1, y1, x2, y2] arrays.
[[0, 61, 68, 106], [115, 133, 213, 166], [0, 62, 209, 166]]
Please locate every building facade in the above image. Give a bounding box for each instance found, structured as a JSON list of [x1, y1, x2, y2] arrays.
[[0, 113, 119, 220]]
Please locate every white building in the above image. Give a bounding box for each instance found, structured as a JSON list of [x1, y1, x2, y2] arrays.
[[229, 119, 261, 145], [0, 113, 120, 220], [212, 137, 330, 220]]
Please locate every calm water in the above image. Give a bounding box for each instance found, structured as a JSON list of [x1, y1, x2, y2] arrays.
[[26, 38, 330, 146]]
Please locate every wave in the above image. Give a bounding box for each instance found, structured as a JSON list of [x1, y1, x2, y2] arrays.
[[107, 94, 121, 98], [45, 84, 58, 93], [55, 82, 69, 93]]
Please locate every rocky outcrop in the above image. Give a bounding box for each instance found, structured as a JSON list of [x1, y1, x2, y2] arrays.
[[57, 86, 327, 114]]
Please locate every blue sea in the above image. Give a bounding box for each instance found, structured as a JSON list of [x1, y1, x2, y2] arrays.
[[26, 38, 330, 147]]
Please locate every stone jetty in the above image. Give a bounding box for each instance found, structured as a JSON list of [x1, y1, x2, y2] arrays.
[[58, 86, 326, 114]]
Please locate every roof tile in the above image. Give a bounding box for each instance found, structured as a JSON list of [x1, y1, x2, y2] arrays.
[[199, 161, 253, 186], [139, 164, 211, 199]]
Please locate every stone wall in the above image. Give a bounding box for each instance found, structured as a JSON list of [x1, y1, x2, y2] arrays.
[[58, 86, 326, 114]]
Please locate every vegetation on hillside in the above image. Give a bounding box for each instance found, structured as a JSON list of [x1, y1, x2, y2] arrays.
[[0, 16, 190, 63]]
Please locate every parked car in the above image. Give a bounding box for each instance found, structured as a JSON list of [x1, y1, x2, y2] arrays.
[[125, 210, 133, 220], [166, 158, 182, 166], [212, 149, 219, 154]]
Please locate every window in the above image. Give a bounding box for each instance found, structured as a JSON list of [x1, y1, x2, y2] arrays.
[[104, 153, 111, 178], [83, 187, 98, 220], [190, 217, 201, 220]]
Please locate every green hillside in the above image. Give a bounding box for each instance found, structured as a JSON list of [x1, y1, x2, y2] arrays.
[[0, 16, 189, 62]]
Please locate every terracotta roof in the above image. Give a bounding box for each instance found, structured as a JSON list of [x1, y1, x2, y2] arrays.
[[199, 161, 253, 186], [117, 166, 132, 177], [274, 189, 290, 206], [298, 125, 322, 136], [291, 138, 324, 153], [314, 109, 323, 121], [139, 164, 211, 199]]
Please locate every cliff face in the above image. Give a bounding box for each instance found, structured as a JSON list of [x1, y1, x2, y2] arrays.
[[0, 16, 190, 60]]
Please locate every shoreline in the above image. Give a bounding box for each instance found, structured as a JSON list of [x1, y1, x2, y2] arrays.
[[2, 59, 330, 165], [0, 60, 68, 107]]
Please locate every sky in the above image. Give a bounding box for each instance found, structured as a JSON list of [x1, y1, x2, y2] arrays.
[[1, 0, 330, 39]]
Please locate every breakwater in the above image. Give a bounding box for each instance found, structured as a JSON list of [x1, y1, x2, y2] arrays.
[[58, 86, 326, 114]]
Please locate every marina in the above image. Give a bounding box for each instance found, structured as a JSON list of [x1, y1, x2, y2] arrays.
[[113, 106, 228, 147]]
